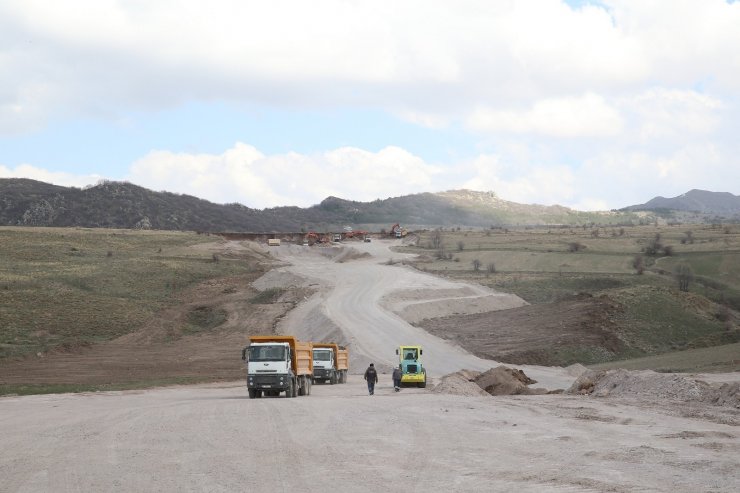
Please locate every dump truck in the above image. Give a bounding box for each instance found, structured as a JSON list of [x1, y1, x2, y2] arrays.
[[241, 336, 313, 398], [267, 238, 281, 246], [312, 343, 349, 384], [396, 345, 426, 388]]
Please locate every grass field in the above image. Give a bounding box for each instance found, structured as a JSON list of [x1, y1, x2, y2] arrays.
[[401, 224, 740, 369], [0, 227, 263, 359]]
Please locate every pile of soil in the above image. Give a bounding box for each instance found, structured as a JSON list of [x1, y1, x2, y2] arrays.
[[433, 366, 549, 397], [318, 247, 371, 263], [252, 270, 309, 291], [568, 369, 740, 408], [431, 370, 489, 397], [474, 366, 548, 396]]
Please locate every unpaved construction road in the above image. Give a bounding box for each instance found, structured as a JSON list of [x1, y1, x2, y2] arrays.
[[1, 240, 738, 492]]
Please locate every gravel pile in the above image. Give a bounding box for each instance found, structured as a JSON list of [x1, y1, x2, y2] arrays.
[[568, 369, 740, 408]]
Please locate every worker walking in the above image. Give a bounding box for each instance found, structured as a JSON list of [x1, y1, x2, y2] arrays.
[[364, 363, 378, 395], [392, 365, 402, 392]]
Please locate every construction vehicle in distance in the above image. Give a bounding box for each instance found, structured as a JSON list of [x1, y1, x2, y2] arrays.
[[267, 238, 281, 246], [396, 345, 426, 388], [390, 224, 408, 238], [242, 336, 313, 398], [312, 343, 349, 384]]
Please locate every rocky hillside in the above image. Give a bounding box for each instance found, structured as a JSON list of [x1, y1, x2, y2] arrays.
[[1, 178, 644, 231]]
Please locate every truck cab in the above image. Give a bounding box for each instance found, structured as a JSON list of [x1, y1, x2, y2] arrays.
[[243, 342, 291, 398], [312, 347, 337, 384], [396, 345, 426, 388]]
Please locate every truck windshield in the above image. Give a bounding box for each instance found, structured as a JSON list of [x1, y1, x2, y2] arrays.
[[313, 351, 331, 361], [404, 349, 418, 360], [248, 345, 287, 362]]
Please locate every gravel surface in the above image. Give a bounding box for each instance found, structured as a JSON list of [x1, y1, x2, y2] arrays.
[[2, 377, 738, 493]]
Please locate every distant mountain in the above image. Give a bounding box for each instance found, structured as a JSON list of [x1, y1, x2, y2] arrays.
[[0, 178, 642, 231], [623, 190, 740, 216]]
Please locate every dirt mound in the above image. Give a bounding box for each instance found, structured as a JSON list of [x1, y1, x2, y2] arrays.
[[564, 363, 590, 378], [568, 369, 740, 408], [431, 370, 489, 397], [252, 270, 309, 291], [334, 248, 372, 263], [434, 366, 551, 397], [475, 366, 548, 396]]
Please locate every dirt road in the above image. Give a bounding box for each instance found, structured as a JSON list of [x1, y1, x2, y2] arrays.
[[268, 240, 572, 389], [1, 377, 737, 492]]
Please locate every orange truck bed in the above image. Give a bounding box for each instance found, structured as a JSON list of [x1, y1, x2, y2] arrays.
[[249, 335, 313, 376]]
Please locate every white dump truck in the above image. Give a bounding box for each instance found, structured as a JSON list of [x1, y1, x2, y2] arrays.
[[241, 336, 313, 398], [312, 343, 349, 384]]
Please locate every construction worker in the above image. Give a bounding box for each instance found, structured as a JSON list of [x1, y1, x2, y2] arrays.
[[364, 363, 378, 395], [392, 365, 402, 392]]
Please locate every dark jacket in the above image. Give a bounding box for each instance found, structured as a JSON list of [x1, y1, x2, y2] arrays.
[[364, 366, 378, 383], [392, 368, 402, 382]]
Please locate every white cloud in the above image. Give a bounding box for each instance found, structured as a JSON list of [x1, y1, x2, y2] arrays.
[[467, 93, 623, 138], [620, 88, 723, 141], [461, 154, 577, 206], [0, 163, 102, 187], [2, 0, 739, 130], [127, 143, 443, 208]]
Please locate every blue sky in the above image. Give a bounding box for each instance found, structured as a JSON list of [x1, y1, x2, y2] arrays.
[[1, 0, 739, 210]]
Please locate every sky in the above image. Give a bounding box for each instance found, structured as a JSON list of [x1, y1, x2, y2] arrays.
[[1, 0, 739, 211]]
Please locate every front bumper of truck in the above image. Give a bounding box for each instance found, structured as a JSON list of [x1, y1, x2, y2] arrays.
[[247, 373, 290, 390], [313, 368, 334, 379]]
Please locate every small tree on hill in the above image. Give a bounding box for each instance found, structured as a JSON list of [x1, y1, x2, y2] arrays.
[[472, 259, 481, 271], [568, 242, 585, 252], [645, 233, 662, 256], [632, 254, 645, 275], [674, 262, 693, 292], [431, 230, 443, 250]]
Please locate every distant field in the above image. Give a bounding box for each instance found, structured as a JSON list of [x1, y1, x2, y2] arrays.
[[590, 342, 740, 373], [402, 224, 740, 370], [0, 227, 263, 359]]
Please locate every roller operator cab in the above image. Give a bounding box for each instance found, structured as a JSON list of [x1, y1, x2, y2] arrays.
[[396, 345, 426, 388]]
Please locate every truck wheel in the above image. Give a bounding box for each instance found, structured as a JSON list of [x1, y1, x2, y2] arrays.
[[330, 372, 337, 385], [248, 389, 256, 399], [285, 380, 293, 398], [293, 379, 299, 397]]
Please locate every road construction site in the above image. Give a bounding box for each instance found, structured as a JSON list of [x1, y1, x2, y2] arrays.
[[1, 238, 738, 492]]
